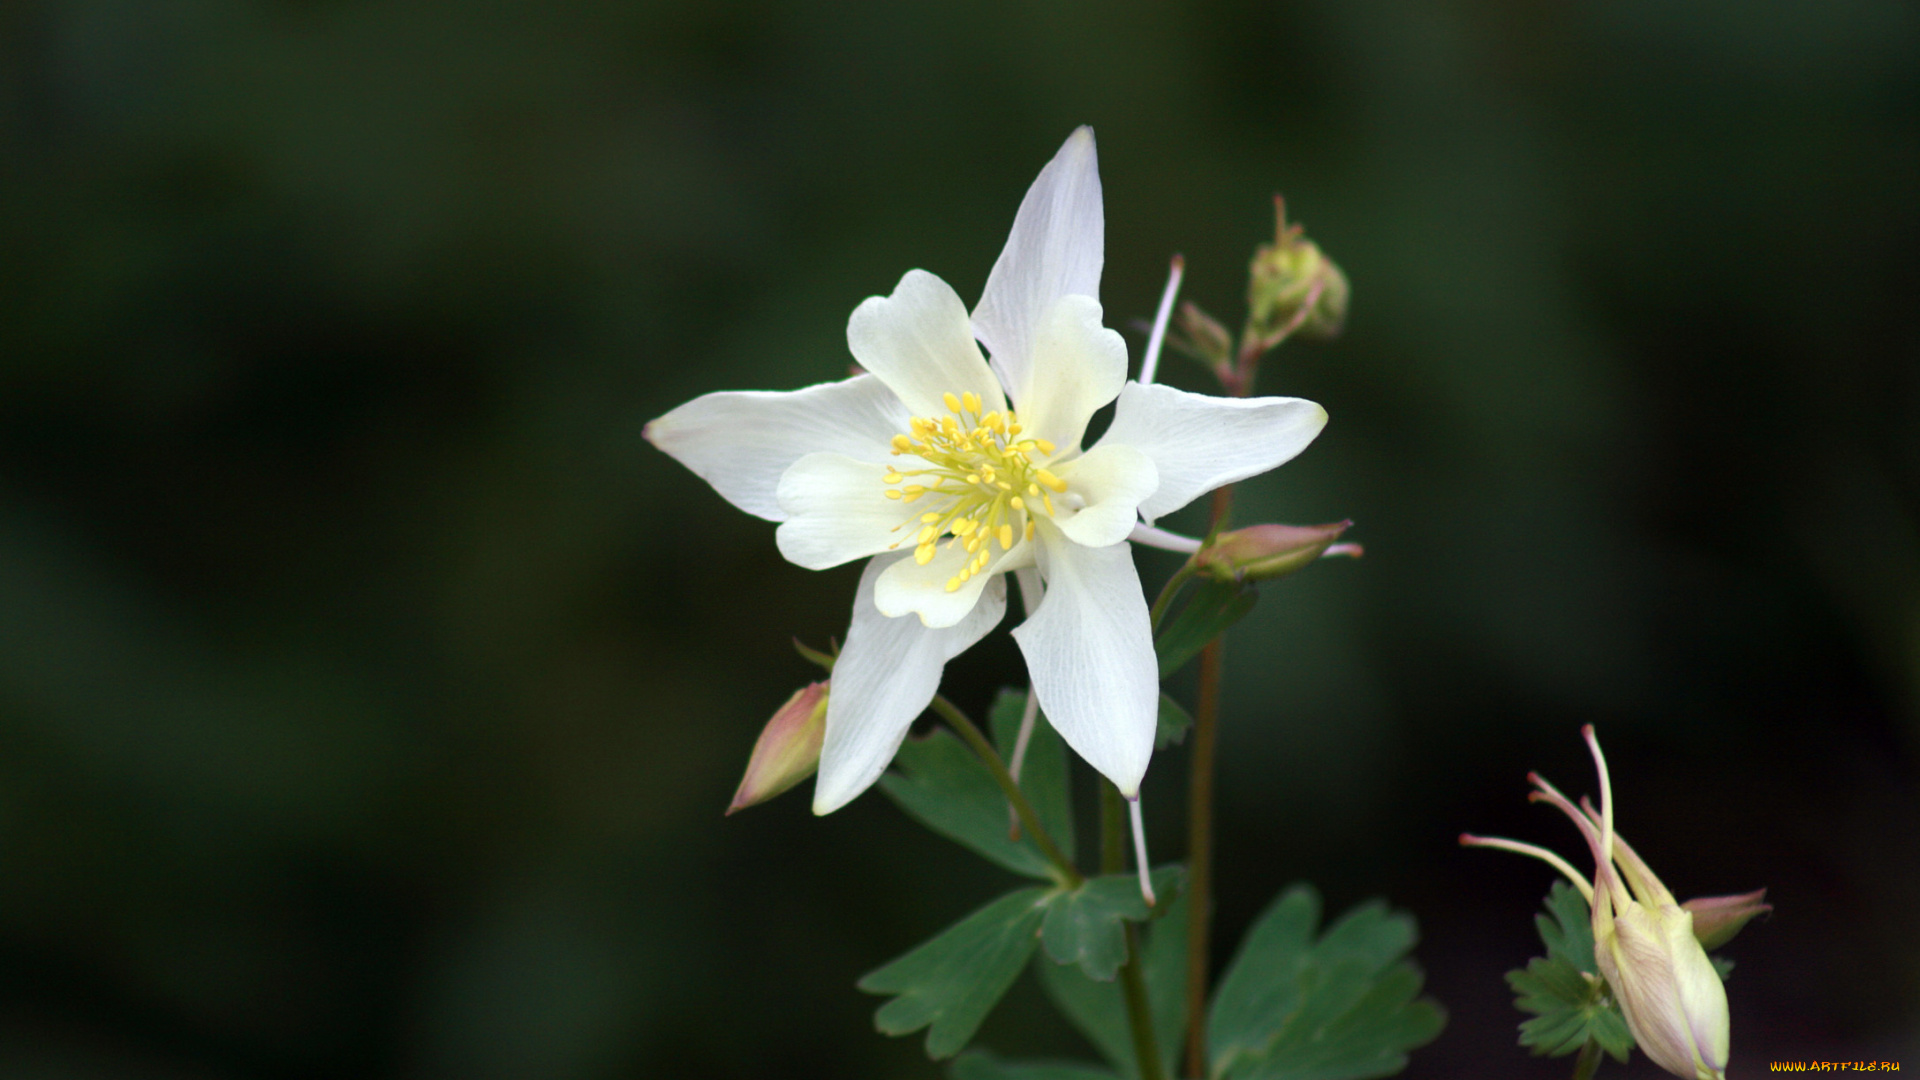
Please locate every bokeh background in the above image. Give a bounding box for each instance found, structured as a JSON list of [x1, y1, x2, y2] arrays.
[[2, 0, 1916, 1076]]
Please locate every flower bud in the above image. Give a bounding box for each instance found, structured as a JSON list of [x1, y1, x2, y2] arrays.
[[1192, 521, 1352, 584], [727, 681, 828, 815], [1463, 727, 1743, 1080], [1172, 301, 1235, 372], [1683, 890, 1771, 950], [1245, 196, 1349, 348]]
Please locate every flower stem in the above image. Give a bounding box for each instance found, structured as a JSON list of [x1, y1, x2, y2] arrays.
[[1571, 1036, 1604, 1080], [1149, 561, 1199, 633], [1185, 353, 1250, 1078], [1105, 779, 1167, 1080], [1102, 778, 1127, 874], [1121, 923, 1167, 1080], [1183, 627, 1223, 1080], [930, 694, 1081, 887]]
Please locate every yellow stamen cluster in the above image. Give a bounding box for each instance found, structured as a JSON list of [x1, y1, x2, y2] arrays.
[[883, 390, 1065, 592]]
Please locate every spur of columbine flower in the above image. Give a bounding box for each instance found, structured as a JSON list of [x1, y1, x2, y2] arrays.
[[646, 127, 1326, 813], [1462, 727, 1735, 1080]]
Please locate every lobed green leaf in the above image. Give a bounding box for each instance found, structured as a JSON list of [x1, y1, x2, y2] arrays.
[[1155, 579, 1257, 678], [860, 887, 1052, 1059], [1209, 884, 1443, 1080], [1537, 879, 1598, 974], [950, 1050, 1121, 1080], [1041, 868, 1186, 983], [1038, 888, 1190, 1080], [1507, 883, 1633, 1061]]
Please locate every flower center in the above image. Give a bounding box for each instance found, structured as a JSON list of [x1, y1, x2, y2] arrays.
[[883, 390, 1066, 592]]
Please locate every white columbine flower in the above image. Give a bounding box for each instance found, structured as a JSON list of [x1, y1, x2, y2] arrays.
[[645, 128, 1326, 813]]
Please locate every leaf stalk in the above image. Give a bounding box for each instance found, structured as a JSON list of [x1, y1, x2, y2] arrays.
[[931, 694, 1082, 888]]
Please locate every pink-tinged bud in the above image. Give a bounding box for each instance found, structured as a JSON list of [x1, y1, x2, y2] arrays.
[[727, 682, 828, 815], [1463, 727, 1743, 1080], [1683, 890, 1771, 950], [1192, 521, 1352, 584]]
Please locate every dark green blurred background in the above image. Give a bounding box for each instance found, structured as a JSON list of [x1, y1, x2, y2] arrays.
[[2, 0, 1915, 1076]]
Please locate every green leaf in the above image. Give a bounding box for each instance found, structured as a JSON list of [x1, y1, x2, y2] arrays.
[[1209, 885, 1444, 1080], [1505, 883, 1633, 1061], [878, 690, 1075, 879], [860, 887, 1051, 1059], [1537, 879, 1598, 974], [1710, 954, 1734, 981], [1038, 887, 1189, 1080], [1042, 868, 1186, 982], [989, 688, 1076, 866], [1155, 693, 1193, 749], [950, 1050, 1121, 1080], [1156, 579, 1257, 678]]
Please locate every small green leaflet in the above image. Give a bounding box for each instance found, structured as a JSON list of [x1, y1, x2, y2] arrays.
[[861, 887, 1052, 1059], [867, 873, 1179, 1062], [1156, 579, 1257, 678], [1535, 878, 1596, 971], [1038, 889, 1189, 1080], [878, 688, 1074, 878], [950, 1051, 1121, 1080], [1042, 867, 1187, 982], [1506, 881, 1632, 1061], [1207, 885, 1444, 1080]]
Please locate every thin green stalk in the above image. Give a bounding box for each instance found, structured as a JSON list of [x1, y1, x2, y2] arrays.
[[1101, 779, 1128, 875], [1183, 627, 1223, 1080], [1570, 1038, 1604, 1080], [1120, 923, 1166, 1080], [930, 694, 1081, 887], [1185, 334, 1260, 1078], [1149, 562, 1199, 633]]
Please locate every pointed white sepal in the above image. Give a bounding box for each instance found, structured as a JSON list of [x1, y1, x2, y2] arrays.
[[1098, 381, 1327, 525], [1012, 524, 1157, 796], [644, 375, 909, 521], [973, 127, 1104, 409], [813, 554, 1008, 814]]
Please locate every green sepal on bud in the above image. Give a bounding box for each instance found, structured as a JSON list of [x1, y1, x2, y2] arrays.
[[1192, 520, 1356, 584], [1246, 196, 1349, 350], [727, 681, 829, 815], [793, 636, 838, 673], [1683, 890, 1771, 951]]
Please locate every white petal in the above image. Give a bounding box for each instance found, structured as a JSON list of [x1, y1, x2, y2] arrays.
[[1051, 443, 1158, 548], [813, 554, 1007, 814], [644, 375, 910, 521], [1098, 381, 1328, 524], [973, 127, 1104, 407], [847, 270, 1006, 420], [774, 452, 914, 570], [874, 531, 1035, 629], [1011, 524, 1157, 795], [1016, 295, 1128, 452]]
